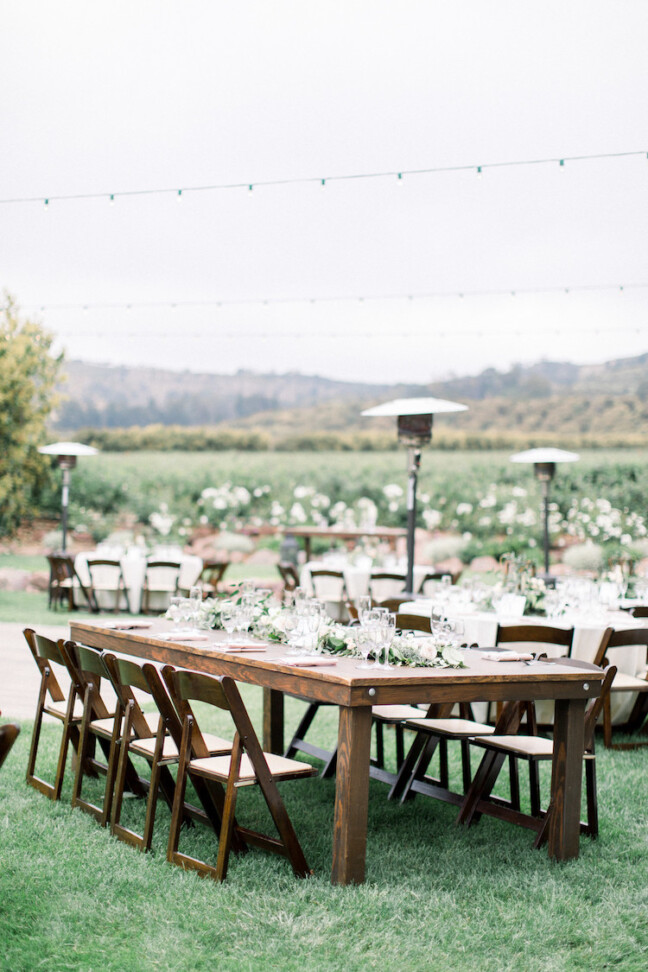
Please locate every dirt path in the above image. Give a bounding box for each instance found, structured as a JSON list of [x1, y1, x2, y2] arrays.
[[0, 621, 70, 720]]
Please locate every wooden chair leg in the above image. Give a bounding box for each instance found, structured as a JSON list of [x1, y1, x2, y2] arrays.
[[395, 726, 405, 769], [374, 721, 385, 769], [508, 755, 520, 811], [26, 679, 49, 795], [529, 760, 542, 818], [167, 717, 193, 869], [460, 739, 472, 794], [457, 749, 507, 827], [215, 734, 242, 881], [584, 757, 598, 838], [400, 734, 442, 804], [388, 730, 429, 800], [603, 694, 613, 749]]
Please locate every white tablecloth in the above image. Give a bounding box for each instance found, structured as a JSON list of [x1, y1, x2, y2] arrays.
[[399, 600, 645, 725], [74, 551, 202, 613]]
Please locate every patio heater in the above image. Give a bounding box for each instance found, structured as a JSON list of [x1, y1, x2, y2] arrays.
[[510, 447, 579, 580], [362, 398, 468, 594], [38, 441, 98, 553]]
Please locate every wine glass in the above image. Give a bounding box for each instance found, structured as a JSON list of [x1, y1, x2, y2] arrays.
[[220, 602, 238, 643], [379, 613, 396, 669], [168, 595, 184, 627], [354, 595, 372, 625], [355, 627, 374, 669]]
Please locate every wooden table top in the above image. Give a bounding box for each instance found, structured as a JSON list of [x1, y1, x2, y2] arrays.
[[70, 618, 603, 709]]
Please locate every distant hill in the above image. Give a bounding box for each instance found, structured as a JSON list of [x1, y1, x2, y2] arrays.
[[55, 361, 427, 429], [54, 354, 648, 447]]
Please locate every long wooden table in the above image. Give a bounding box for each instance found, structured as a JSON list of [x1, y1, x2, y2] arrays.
[[70, 619, 603, 885]]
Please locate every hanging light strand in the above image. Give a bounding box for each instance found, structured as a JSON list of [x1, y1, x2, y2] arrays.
[[24, 280, 648, 315], [2, 148, 646, 207]]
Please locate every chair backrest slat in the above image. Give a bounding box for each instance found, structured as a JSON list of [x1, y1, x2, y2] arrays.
[[102, 652, 156, 740], [496, 624, 574, 651], [395, 613, 432, 634]]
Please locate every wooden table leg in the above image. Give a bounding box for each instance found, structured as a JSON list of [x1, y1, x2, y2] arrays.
[[547, 697, 586, 860], [262, 688, 284, 754], [331, 704, 372, 885]]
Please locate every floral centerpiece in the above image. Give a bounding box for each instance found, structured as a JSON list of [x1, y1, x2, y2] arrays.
[[190, 592, 465, 669], [485, 553, 547, 616]]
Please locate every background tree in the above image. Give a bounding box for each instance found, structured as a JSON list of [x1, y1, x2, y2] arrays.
[[0, 293, 63, 537]]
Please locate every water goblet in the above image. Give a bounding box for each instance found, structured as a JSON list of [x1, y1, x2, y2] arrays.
[[354, 595, 372, 625], [380, 613, 396, 669], [168, 595, 184, 626], [355, 627, 374, 669]]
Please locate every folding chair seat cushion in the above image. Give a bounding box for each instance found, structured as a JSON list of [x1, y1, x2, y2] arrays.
[[129, 729, 232, 761], [189, 751, 316, 785], [45, 698, 85, 721], [473, 734, 553, 757], [372, 704, 425, 722], [608, 671, 648, 691], [89, 711, 157, 739], [405, 717, 495, 738]]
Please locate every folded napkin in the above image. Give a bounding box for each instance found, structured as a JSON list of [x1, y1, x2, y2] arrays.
[[158, 631, 209, 642], [481, 650, 534, 662], [278, 656, 337, 667], [220, 644, 267, 653], [104, 620, 153, 630]]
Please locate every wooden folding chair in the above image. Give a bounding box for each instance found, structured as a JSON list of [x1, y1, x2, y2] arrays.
[[103, 652, 232, 852], [23, 628, 83, 801], [196, 560, 229, 597], [64, 641, 133, 826], [86, 559, 128, 613], [0, 722, 21, 772], [163, 666, 316, 880], [417, 571, 453, 596], [457, 661, 617, 845], [368, 571, 407, 603], [309, 569, 349, 622], [141, 560, 181, 614], [594, 627, 648, 749], [277, 562, 300, 592]]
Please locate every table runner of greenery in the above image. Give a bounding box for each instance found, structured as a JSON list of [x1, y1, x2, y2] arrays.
[[192, 596, 466, 669]]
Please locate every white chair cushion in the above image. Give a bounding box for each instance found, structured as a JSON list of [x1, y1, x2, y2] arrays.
[[610, 672, 648, 692], [475, 734, 554, 757], [189, 752, 315, 784], [372, 704, 426, 722], [130, 731, 231, 760], [405, 717, 495, 737]]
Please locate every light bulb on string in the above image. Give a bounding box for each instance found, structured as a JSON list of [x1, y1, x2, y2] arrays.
[[559, 159, 565, 168], [248, 184, 254, 195], [396, 172, 403, 185], [320, 179, 326, 190], [476, 166, 482, 178], [43, 198, 49, 209], [109, 194, 115, 206], [177, 189, 183, 202]]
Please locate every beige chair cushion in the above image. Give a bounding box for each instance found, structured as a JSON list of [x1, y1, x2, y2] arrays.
[[89, 711, 158, 738], [45, 699, 84, 721], [405, 717, 495, 737], [130, 731, 231, 760], [372, 704, 426, 722], [475, 734, 553, 757], [189, 752, 316, 785], [610, 672, 648, 692]]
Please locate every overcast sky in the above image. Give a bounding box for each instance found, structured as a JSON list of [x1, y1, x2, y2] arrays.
[[2, 1, 647, 384]]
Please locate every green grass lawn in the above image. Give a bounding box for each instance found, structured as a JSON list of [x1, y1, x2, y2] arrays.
[[1, 698, 648, 971]]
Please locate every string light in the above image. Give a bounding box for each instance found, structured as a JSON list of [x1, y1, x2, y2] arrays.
[[109, 194, 115, 206], [27, 280, 648, 314], [177, 189, 183, 202], [2, 148, 644, 208]]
